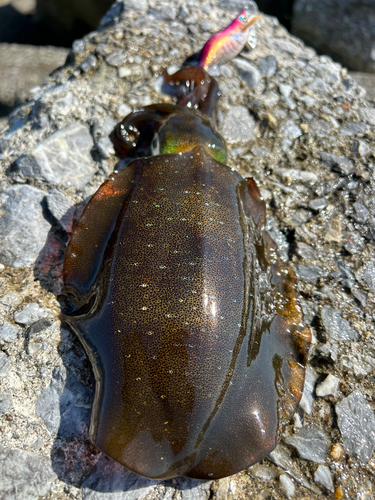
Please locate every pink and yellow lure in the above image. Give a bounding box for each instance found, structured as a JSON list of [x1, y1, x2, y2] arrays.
[[199, 8, 261, 71]]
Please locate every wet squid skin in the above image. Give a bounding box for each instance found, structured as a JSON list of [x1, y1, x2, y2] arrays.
[[61, 63, 310, 480]]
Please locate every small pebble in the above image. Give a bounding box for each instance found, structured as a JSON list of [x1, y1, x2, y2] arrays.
[[316, 374, 340, 397], [309, 198, 327, 211], [14, 303, 52, 326], [299, 366, 319, 414], [0, 352, 11, 378], [279, 474, 295, 498], [0, 391, 12, 413], [314, 465, 334, 492], [0, 322, 20, 344], [330, 443, 345, 461]]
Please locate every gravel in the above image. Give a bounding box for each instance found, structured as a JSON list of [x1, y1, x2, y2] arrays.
[[0, 0, 375, 498]]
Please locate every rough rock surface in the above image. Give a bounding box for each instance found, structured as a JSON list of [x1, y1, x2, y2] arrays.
[[0, 0, 375, 499]]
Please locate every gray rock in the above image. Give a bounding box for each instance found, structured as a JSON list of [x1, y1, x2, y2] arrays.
[[299, 366, 318, 414], [268, 443, 319, 493], [275, 168, 317, 183], [220, 106, 255, 143], [232, 57, 260, 88], [279, 83, 292, 98], [361, 107, 375, 126], [82, 455, 161, 500], [35, 379, 61, 434], [14, 122, 96, 188], [0, 185, 50, 268], [0, 43, 68, 111], [279, 474, 295, 499], [284, 424, 330, 463], [251, 146, 268, 157], [105, 49, 127, 67], [295, 242, 318, 260], [292, 0, 375, 72], [0, 351, 11, 378], [45, 189, 72, 226], [97, 136, 115, 158], [279, 120, 302, 140], [295, 265, 325, 282], [362, 261, 375, 292], [14, 303, 52, 326], [333, 259, 355, 288], [309, 198, 327, 211], [340, 122, 368, 137], [258, 55, 277, 77], [319, 152, 353, 175], [0, 322, 20, 344], [0, 391, 12, 413], [314, 465, 334, 492], [81, 54, 98, 73], [298, 94, 315, 107], [316, 374, 340, 398], [321, 306, 359, 341], [353, 202, 371, 224], [0, 445, 56, 499], [336, 390, 375, 464]]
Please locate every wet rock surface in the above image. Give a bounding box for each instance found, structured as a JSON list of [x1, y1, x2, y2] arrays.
[[0, 0, 375, 499]]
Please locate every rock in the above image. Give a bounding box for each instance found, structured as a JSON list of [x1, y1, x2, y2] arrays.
[[275, 168, 317, 183], [220, 106, 255, 143], [14, 302, 52, 326], [284, 424, 330, 463], [319, 152, 353, 175], [340, 122, 368, 137], [279, 120, 302, 140], [0, 322, 20, 344], [292, 0, 375, 73], [268, 443, 319, 493], [321, 306, 359, 341], [0, 351, 11, 378], [299, 366, 318, 414], [45, 189, 72, 227], [36, 364, 91, 437], [295, 265, 325, 282], [309, 198, 327, 211], [336, 390, 375, 464], [279, 474, 295, 499], [0, 43, 68, 111], [232, 57, 260, 88], [362, 261, 375, 292], [0, 185, 50, 268], [14, 122, 96, 188], [295, 242, 318, 260], [0, 445, 57, 499], [0, 391, 12, 413], [258, 54, 277, 77], [316, 374, 340, 398], [105, 49, 127, 67], [314, 465, 334, 492]]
